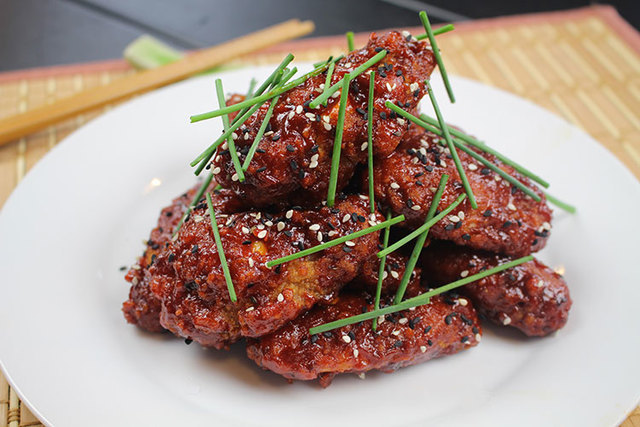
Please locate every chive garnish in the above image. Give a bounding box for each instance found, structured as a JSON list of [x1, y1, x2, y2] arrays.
[[242, 95, 280, 171], [245, 78, 257, 99], [327, 74, 351, 207], [172, 172, 214, 237], [205, 193, 237, 302], [419, 11, 455, 103], [377, 193, 466, 258], [543, 191, 577, 213], [394, 174, 448, 304], [308, 49, 387, 109], [416, 23, 455, 40], [266, 214, 405, 267], [321, 61, 336, 107], [215, 79, 245, 182], [346, 31, 355, 51], [191, 60, 331, 123], [367, 70, 376, 213], [372, 210, 392, 331], [418, 113, 549, 188], [308, 255, 533, 335]]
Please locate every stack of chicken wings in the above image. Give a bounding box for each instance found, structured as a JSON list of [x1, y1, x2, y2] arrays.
[[122, 30, 571, 387]]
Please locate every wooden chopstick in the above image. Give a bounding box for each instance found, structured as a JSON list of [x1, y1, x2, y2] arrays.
[[0, 19, 314, 147]]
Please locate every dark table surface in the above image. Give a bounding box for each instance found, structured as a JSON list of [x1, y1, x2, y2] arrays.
[[0, 0, 638, 72]]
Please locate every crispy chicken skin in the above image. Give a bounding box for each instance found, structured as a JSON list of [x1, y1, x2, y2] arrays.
[[148, 195, 383, 348], [421, 242, 571, 336], [352, 252, 422, 295], [246, 292, 481, 387], [370, 125, 553, 257], [122, 182, 245, 332], [212, 31, 436, 207]]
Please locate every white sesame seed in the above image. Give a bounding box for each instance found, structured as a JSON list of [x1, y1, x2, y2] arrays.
[[458, 298, 468, 306], [342, 335, 352, 343], [287, 111, 295, 120], [256, 224, 265, 230], [244, 132, 250, 140], [507, 202, 517, 211], [309, 161, 318, 169], [411, 157, 419, 164], [353, 349, 359, 357], [322, 115, 330, 123], [295, 105, 303, 114], [543, 221, 551, 231], [265, 220, 273, 227], [440, 160, 447, 167], [344, 62, 352, 68], [409, 306, 416, 311], [420, 345, 427, 353], [391, 270, 399, 279], [397, 118, 406, 126], [264, 131, 273, 137], [391, 330, 401, 336], [232, 132, 238, 140], [242, 227, 250, 234], [248, 258, 254, 267], [286, 210, 293, 219], [358, 373, 366, 379], [132, 264, 141, 270], [410, 82, 419, 92], [257, 230, 267, 239], [193, 215, 203, 223], [495, 175, 502, 181], [323, 122, 332, 131], [398, 318, 408, 325], [231, 173, 239, 182], [344, 240, 355, 247], [475, 333, 482, 342], [305, 112, 316, 120], [277, 293, 284, 302], [368, 220, 377, 226], [361, 142, 368, 151], [328, 230, 338, 237], [131, 277, 139, 285], [378, 315, 385, 324], [359, 194, 368, 200], [277, 222, 285, 231], [317, 232, 323, 242], [221, 142, 228, 150], [460, 270, 469, 278], [458, 211, 465, 220], [386, 82, 392, 92], [311, 154, 319, 162], [212, 167, 221, 175], [502, 314, 512, 325], [411, 205, 421, 211], [468, 163, 478, 171], [309, 224, 320, 231], [342, 214, 351, 223], [225, 218, 234, 226], [319, 83, 325, 90], [390, 182, 400, 189], [382, 271, 388, 279], [448, 215, 460, 223], [535, 280, 544, 288], [246, 306, 255, 312], [331, 91, 340, 99]]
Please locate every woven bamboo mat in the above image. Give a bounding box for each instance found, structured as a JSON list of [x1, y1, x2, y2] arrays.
[[1, 5, 639, 426]]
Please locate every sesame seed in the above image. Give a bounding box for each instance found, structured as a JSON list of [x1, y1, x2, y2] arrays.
[[309, 224, 320, 231], [535, 280, 544, 288], [358, 373, 366, 379], [543, 221, 551, 231], [460, 270, 469, 278], [245, 306, 255, 312], [391, 330, 400, 336], [286, 210, 293, 219], [342, 214, 350, 223], [377, 315, 385, 324], [295, 105, 303, 114], [212, 167, 221, 175], [458, 298, 468, 306], [475, 333, 482, 342], [386, 82, 392, 91], [390, 182, 400, 189], [448, 215, 460, 223], [411, 205, 421, 211], [232, 132, 238, 140], [507, 202, 517, 211], [248, 258, 254, 267], [342, 335, 352, 343], [410, 82, 419, 92], [277, 293, 284, 302], [345, 240, 355, 247], [242, 227, 250, 234], [458, 211, 465, 220], [502, 314, 512, 325], [397, 118, 406, 126], [361, 142, 368, 151], [420, 345, 427, 353], [317, 232, 323, 242], [305, 112, 316, 120], [398, 318, 408, 325], [257, 230, 267, 239], [277, 222, 285, 231], [382, 271, 389, 279], [328, 230, 338, 237], [391, 270, 399, 279], [331, 91, 340, 99], [310, 154, 319, 163], [468, 164, 478, 171], [231, 173, 239, 182], [309, 161, 318, 169], [323, 122, 332, 131]]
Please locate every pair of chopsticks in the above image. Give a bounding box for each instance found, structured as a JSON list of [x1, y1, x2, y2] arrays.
[[0, 19, 314, 147]]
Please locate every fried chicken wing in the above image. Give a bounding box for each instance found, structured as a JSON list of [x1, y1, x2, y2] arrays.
[[421, 242, 571, 336], [122, 182, 245, 332], [246, 292, 481, 387], [351, 252, 422, 296], [370, 126, 553, 257], [148, 195, 383, 348], [212, 31, 436, 207]]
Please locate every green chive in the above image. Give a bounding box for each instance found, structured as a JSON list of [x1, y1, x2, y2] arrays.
[[215, 79, 244, 182], [367, 70, 376, 213], [205, 193, 237, 302], [191, 60, 331, 123], [321, 61, 336, 107], [372, 210, 392, 331], [416, 23, 455, 40], [266, 214, 405, 267], [245, 78, 257, 99], [327, 74, 351, 207], [308, 255, 533, 335], [377, 193, 466, 258], [423, 81, 477, 208], [346, 31, 355, 51], [172, 172, 214, 237], [242, 95, 279, 171], [419, 113, 549, 188], [309, 49, 387, 109], [393, 174, 448, 304], [419, 11, 455, 103], [543, 191, 577, 213]]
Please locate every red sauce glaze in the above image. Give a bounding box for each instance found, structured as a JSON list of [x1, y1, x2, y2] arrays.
[[212, 31, 436, 207], [148, 195, 383, 348], [246, 292, 481, 387], [351, 251, 422, 296], [369, 125, 553, 257], [421, 242, 571, 336], [122, 182, 245, 332]]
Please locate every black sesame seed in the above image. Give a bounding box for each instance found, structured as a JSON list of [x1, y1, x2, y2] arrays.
[[298, 169, 305, 179], [342, 246, 353, 253], [503, 220, 512, 228], [323, 331, 333, 338], [483, 209, 493, 217], [445, 223, 454, 231], [413, 89, 420, 97], [454, 222, 462, 229], [406, 199, 414, 208], [256, 148, 266, 153], [311, 334, 319, 343], [356, 107, 367, 116], [310, 145, 319, 153], [119, 265, 127, 271], [427, 339, 433, 346], [425, 165, 434, 172], [275, 265, 282, 274], [380, 112, 387, 119], [462, 234, 471, 241], [374, 47, 383, 52], [394, 340, 403, 348], [242, 240, 252, 245], [348, 331, 356, 340], [184, 338, 193, 345], [357, 215, 366, 223], [409, 317, 421, 329], [168, 253, 175, 262], [472, 326, 479, 334], [286, 144, 295, 152], [481, 168, 491, 175], [290, 159, 298, 170], [461, 336, 469, 343], [283, 230, 293, 237], [395, 69, 403, 76], [165, 211, 173, 217], [184, 281, 198, 292], [424, 325, 432, 334], [256, 166, 267, 173], [445, 313, 457, 325]]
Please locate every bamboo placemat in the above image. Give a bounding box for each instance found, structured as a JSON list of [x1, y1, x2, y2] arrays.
[[1, 5, 639, 426]]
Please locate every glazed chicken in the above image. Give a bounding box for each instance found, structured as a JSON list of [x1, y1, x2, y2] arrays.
[[212, 31, 436, 207], [370, 125, 553, 257], [247, 291, 481, 387], [148, 195, 382, 348], [421, 242, 571, 336]]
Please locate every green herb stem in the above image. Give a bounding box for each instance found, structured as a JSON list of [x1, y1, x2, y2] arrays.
[[215, 79, 245, 182], [417, 23, 455, 39], [245, 78, 257, 99], [327, 75, 351, 207], [543, 191, 577, 213], [266, 214, 406, 267], [205, 194, 237, 302], [372, 210, 392, 331], [367, 70, 376, 213], [322, 61, 336, 107], [377, 193, 466, 258], [393, 174, 448, 304], [242, 95, 280, 171], [308, 255, 533, 335], [346, 31, 355, 51], [172, 172, 214, 237], [419, 11, 455, 103]]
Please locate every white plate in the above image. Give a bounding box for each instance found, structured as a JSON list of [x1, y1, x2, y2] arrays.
[[1, 65, 639, 427]]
